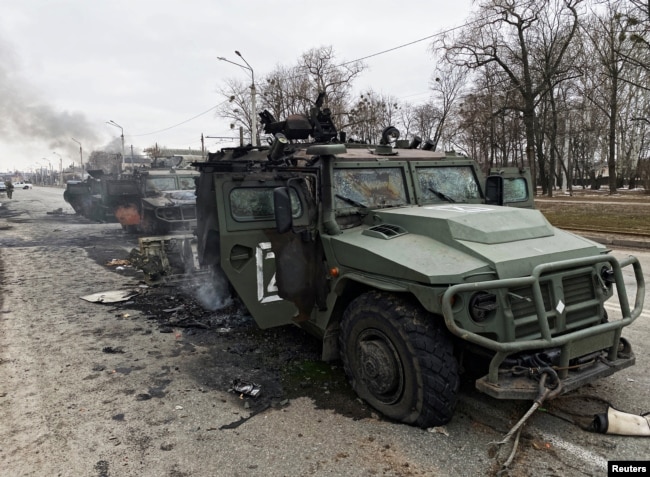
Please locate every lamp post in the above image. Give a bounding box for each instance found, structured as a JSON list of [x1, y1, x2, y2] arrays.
[[107, 120, 125, 172], [38, 159, 47, 185], [218, 51, 257, 146], [53, 152, 63, 187], [41, 158, 52, 186], [71, 137, 83, 177]]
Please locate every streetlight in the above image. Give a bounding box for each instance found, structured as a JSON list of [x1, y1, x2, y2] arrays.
[[218, 51, 257, 146], [71, 137, 83, 176], [106, 120, 125, 172], [41, 158, 52, 186], [53, 152, 63, 187]]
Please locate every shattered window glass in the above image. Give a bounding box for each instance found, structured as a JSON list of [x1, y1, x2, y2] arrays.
[[416, 166, 481, 203], [146, 177, 177, 192], [333, 167, 408, 209], [503, 178, 529, 203], [107, 181, 138, 195], [230, 187, 302, 221], [177, 176, 197, 190]]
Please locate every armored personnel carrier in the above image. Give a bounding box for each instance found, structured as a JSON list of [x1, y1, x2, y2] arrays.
[[192, 95, 644, 427]]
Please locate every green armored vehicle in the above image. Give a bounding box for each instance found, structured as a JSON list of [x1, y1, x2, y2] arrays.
[[64, 157, 199, 235], [193, 97, 644, 428], [115, 163, 199, 235]]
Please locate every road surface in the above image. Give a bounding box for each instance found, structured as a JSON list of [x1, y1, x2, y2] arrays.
[[1, 186, 648, 477]]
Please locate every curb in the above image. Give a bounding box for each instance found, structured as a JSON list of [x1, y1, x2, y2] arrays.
[[578, 233, 650, 250]]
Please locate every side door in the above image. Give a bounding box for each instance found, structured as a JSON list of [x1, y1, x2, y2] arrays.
[[216, 174, 310, 328], [486, 167, 535, 208]]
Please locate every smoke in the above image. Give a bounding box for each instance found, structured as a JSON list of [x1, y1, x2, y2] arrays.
[[192, 270, 233, 311], [0, 36, 100, 159]]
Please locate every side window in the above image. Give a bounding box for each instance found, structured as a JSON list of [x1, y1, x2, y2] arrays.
[[230, 187, 302, 222], [503, 178, 529, 203]]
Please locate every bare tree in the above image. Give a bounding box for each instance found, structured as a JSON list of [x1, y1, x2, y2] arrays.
[[259, 46, 366, 134], [440, 0, 583, 195], [260, 64, 311, 121], [345, 91, 401, 144], [427, 63, 467, 150], [216, 46, 365, 144], [216, 78, 255, 145], [580, 1, 642, 192], [298, 46, 365, 122]]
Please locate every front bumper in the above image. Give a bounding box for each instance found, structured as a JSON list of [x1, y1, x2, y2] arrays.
[[154, 204, 197, 229], [441, 254, 645, 399]]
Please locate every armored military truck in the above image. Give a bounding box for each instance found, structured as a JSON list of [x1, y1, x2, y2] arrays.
[[193, 97, 644, 428], [63, 170, 138, 223], [64, 158, 199, 235], [115, 164, 199, 234]]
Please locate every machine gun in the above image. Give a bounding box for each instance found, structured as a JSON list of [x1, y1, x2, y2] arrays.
[[259, 92, 338, 143]]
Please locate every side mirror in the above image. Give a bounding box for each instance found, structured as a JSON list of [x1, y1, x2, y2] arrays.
[[485, 175, 504, 206], [274, 187, 293, 234]]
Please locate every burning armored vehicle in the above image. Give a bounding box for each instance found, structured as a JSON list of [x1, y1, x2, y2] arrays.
[[64, 157, 199, 234], [192, 95, 644, 428]]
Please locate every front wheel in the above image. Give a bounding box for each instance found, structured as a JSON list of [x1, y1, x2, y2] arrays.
[[339, 291, 459, 428]]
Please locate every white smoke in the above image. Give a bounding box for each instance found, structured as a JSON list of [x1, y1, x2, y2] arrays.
[[194, 271, 233, 311]]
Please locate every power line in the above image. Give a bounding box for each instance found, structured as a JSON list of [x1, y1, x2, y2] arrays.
[[129, 17, 482, 139], [338, 21, 469, 67], [131, 101, 227, 137]]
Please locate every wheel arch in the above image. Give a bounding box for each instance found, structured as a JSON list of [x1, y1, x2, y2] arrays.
[[320, 274, 414, 361]]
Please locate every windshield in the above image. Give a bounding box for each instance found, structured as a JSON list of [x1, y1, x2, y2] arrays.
[[145, 175, 195, 192], [416, 166, 482, 203], [333, 167, 408, 209]]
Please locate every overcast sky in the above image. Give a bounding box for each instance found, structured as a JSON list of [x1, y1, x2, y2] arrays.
[[0, 0, 473, 173]]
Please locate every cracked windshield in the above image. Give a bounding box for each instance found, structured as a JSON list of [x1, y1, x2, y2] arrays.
[[146, 176, 195, 192], [333, 167, 408, 209], [416, 166, 481, 203]]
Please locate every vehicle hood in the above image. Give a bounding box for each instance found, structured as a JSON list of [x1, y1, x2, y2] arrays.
[[142, 190, 196, 207], [328, 204, 606, 284]]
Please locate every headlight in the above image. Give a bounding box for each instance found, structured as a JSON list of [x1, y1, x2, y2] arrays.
[[600, 266, 615, 287], [469, 292, 498, 323]]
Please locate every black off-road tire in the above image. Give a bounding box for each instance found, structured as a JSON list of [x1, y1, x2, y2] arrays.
[[339, 291, 459, 428]]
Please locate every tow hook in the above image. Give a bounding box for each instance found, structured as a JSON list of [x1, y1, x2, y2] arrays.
[[490, 368, 563, 475]]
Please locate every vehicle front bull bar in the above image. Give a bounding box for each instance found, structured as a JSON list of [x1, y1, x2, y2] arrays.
[[441, 254, 644, 388]]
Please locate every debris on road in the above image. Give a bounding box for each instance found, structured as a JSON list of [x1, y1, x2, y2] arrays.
[[80, 290, 139, 303], [232, 379, 262, 398], [46, 208, 65, 215], [105, 258, 131, 267], [593, 406, 650, 436]]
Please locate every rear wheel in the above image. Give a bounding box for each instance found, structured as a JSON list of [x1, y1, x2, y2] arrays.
[[339, 291, 459, 428]]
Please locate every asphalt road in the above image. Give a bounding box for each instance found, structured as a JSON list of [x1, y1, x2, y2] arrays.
[[1, 186, 648, 477]]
